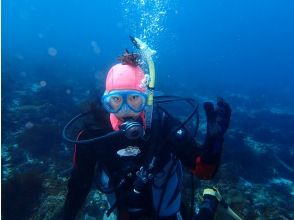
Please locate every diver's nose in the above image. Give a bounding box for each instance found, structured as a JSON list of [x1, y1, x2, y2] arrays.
[[121, 104, 129, 113]]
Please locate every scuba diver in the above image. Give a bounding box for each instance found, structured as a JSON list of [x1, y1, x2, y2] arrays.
[[62, 37, 232, 220]]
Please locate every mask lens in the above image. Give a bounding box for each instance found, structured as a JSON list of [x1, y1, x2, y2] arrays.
[[127, 93, 146, 112], [103, 94, 124, 113]]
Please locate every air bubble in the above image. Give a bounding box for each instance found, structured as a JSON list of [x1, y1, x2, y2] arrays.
[[48, 47, 58, 56], [25, 121, 34, 129], [40, 81, 47, 87]]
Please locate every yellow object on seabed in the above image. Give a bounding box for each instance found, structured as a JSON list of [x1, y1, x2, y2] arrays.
[[203, 187, 243, 220]]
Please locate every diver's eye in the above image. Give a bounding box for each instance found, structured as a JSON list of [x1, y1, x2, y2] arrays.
[[111, 96, 122, 102], [130, 95, 139, 100]]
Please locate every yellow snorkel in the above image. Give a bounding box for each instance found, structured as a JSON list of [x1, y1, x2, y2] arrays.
[[130, 36, 156, 129]]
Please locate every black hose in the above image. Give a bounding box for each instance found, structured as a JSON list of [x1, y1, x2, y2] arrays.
[[154, 96, 199, 136], [62, 96, 199, 144], [157, 97, 200, 139], [62, 111, 123, 144]]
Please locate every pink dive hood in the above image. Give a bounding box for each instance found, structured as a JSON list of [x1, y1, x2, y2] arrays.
[[104, 63, 146, 130], [105, 63, 146, 93]]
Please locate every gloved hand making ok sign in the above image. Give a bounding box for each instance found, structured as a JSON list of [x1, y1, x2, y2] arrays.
[[202, 97, 231, 162], [204, 97, 231, 139]]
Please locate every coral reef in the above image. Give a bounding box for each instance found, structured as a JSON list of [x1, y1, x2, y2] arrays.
[[2, 62, 294, 219]]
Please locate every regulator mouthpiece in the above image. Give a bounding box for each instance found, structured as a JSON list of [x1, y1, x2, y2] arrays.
[[120, 120, 145, 140]]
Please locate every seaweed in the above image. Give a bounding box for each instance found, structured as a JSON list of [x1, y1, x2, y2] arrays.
[[1, 171, 44, 220]]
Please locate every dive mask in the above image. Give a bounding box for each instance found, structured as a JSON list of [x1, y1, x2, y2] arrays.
[[102, 90, 147, 113]]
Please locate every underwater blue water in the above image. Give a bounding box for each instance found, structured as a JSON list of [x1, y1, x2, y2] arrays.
[[2, 0, 294, 219], [3, 0, 294, 99]]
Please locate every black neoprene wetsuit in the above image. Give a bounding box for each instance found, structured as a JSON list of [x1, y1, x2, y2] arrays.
[[63, 107, 222, 220]]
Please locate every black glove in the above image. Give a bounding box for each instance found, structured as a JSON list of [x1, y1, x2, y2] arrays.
[[202, 97, 231, 163], [203, 97, 231, 139]]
